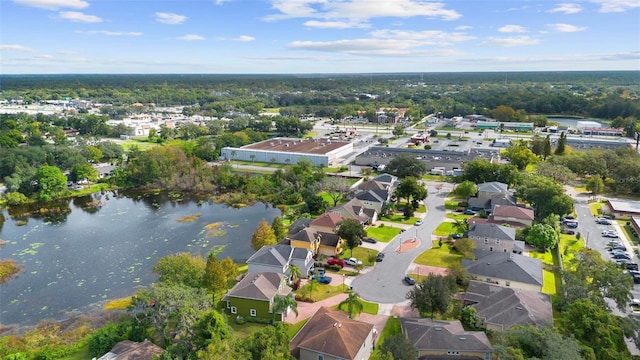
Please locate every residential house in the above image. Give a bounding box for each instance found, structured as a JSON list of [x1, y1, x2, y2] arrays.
[[287, 227, 322, 255], [354, 190, 386, 214], [287, 213, 346, 257], [98, 339, 164, 360], [463, 252, 543, 292], [288, 217, 312, 237], [468, 181, 516, 213], [371, 173, 399, 188], [309, 212, 343, 233], [329, 198, 377, 224], [466, 222, 523, 254], [354, 173, 398, 214], [246, 244, 314, 279], [463, 281, 553, 332], [401, 318, 493, 360], [490, 205, 534, 227], [316, 232, 344, 257], [223, 272, 292, 321], [290, 307, 375, 360]]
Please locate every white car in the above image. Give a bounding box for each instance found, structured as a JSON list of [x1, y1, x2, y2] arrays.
[[415, 219, 424, 226], [345, 257, 363, 266]]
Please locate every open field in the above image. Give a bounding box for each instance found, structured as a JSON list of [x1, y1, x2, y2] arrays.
[[366, 225, 402, 242], [414, 244, 462, 268]]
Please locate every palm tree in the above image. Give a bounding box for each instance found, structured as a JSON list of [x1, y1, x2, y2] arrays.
[[249, 154, 256, 163], [289, 264, 302, 285], [453, 219, 468, 236], [271, 293, 298, 324], [338, 292, 364, 319], [308, 278, 317, 302]]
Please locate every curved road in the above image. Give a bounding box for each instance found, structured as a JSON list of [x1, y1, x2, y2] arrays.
[[351, 183, 449, 303]]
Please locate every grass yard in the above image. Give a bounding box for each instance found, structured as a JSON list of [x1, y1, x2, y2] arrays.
[[296, 283, 350, 302], [422, 174, 448, 181], [228, 321, 267, 339], [287, 319, 309, 340], [335, 298, 379, 315], [414, 244, 463, 268], [379, 213, 420, 225], [588, 201, 604, 216], [231, 160, 283, 168], [119, 138, 159, 151], [445, 213, 473, 221], [366, 225, 402, 242], [345, 247, 379, 266], [541, 269, 560, 295], [433, 222, 456, 237], [445, 199, 465, 210], [397, 202, 427, 213]]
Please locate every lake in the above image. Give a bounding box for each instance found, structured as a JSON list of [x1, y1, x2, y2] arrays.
[[0, 191, 280, 327]]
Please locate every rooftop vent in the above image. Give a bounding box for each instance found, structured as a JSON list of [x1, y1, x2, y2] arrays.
[[459, 337, 467, 341], [516, 306, 524, 310], [435, 327, 442, 331]]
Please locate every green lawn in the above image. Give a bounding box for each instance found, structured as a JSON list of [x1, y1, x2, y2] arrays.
[[414, 244, 463, 268], [542, 269, 560, 295], [397, 202, 426, 213], [379, 213, 420, 225], [119, 138, 159, 151], [588, 201, 604, 216], [286, 319, 309, 340], [335, 298, 379, 315], [618, 221, 639, 245], [228, 321, 267, 339], [433, 222, 457, 237], [445, 199, 464, 210], [345, 247, 379, 266], [296, 282, 350, 302], [445, 213, 473, 221], [366, 226, 402, 242]]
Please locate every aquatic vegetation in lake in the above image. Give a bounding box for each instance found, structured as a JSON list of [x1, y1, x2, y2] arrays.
[[177, 213, 202, 223]]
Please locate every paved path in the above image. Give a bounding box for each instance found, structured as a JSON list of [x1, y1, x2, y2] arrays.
[[350, 186, 447, 303]]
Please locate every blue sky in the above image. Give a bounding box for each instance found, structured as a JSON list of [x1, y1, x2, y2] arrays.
[[1, 0, 639, 74]]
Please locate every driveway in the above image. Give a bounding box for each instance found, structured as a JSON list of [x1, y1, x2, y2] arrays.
[[350, 185, 447, 303]]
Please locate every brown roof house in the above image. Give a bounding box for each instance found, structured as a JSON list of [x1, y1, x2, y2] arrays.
[[463, 252, 543, 292], [329, 198, 377, 225], [290, 307, 375, 360], [490, 205, 534, 227], [97, 339, 164, 360], [401, 318, 493, 360], [463, 281, 553, 332], [309, 212, 344, 233], [223, 272, 292, 322]]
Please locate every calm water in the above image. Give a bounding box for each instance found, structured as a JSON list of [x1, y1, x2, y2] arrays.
[[0, 191, 280, 327]]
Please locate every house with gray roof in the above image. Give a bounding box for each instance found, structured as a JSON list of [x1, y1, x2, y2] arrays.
[[467, 182, 516, 212], [329, 198, 377, 224], [223, 272, 292, 321], [354, 189, 387, 213], [463, 281, 553, 332], [477, 182, 508, 198], [466, 222, 522, 254], [401, 318, 493, 360], [98, 340, 164, 360], [463, 252, 543, 292], [247, 244, 314, 279]]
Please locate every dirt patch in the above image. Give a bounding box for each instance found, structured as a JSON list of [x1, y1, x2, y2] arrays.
[[410, 264, 449, 277], [396, 238, 421, 252]]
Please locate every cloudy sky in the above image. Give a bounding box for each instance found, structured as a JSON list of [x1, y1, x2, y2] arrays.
[[1, 0, 639, 74]]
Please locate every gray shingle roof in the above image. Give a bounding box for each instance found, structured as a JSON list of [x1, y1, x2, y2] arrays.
[[225, 272, 289, 301], [464, 281, 553, 330], [246, 244, 292, 267], [463, 253, 543, 286], [355, 190, 385, 203], [401, 318, 493, 353], [477, 182, 508, 193], [287, 218, 312, 235], [468, 223, 516, 241]]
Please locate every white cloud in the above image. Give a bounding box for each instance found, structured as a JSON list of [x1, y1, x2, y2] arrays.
[[455, 25, 472, 30], [215, 0, 231, 4], [287, 38, 463, 57], [481, 36, 540, 47], [76, 30, 143, 36], [58, 11, 102, 23], [155, 12, 187, 24], [304, 20, 366, 29], [13, 0, 88, 10], [34, 54, 54, 59], [498, 25, 526, 33], [547, 23, 587, 32], [233, 35, 255, 42], [0, 44, 36, 52], [264, 0, 461, 25], [548, 3, 583, 14], [591, 0, 640, 12], [176, 34, 205, 41], [370, 29, 475, 45]]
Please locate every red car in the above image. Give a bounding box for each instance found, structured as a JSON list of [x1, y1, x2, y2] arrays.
[[327, 258, 345, 268]]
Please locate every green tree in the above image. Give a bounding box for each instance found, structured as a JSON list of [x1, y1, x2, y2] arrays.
[[461, 159, 519, 185], [586, 174, 604, 197], [503, 142, 538, 170], [460, 306, 479, 329], [288, 264, 302, 284], [84, 146, 103, 163], [242, 323, 294, 360], [491, 105, 517, 122], [452, 238, 475, 259], [406, 274, 457, 318], [385, 153, 428, 178], [202, 254, 228, 303], [271, 216, 286, 241], [454, 180, 477, 201], [336, 219, 367, 258], [395, 176, 427, 203], [525, 223, 559, 249], [555, 131, 567, 155], [535, 162, 576, 184], [321, 176, 351, 206], [377, 334, 417, 360], [153, 252, 206, 288], [392, 125, 405, 136], [251, 219, 277, 251], [34, 165, 67, 201], [271, 293, 298, 324], [493, 324, 587, 360], [516, 174, 573, 220], [70, 163, 98, 182], [452, 219, 469, 235], [543, 134, 552, 160], [338, 292, 364, 319]]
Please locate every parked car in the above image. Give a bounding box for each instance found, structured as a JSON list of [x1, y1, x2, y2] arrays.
[[463, 209, 477, 215], [376, 253, 385, 262], [327, 258, 346, 268], [363, 237, 378, 244], [562, 215, 576, 221], [449, 233, 462, 239], [403, 275, 416, 285], [603, 232, 619, 238], [596, 218, 612, 225], [415, 219, 424, 226], [345, 257, 363, 266], [613, 253, 631, 260], [563, 228, 576, 235]]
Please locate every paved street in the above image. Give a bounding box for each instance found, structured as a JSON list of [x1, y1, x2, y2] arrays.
[[350, 185, 448, 304]]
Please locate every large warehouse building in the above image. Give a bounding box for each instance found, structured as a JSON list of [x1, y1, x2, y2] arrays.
[[221, 137, 353, 167]]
